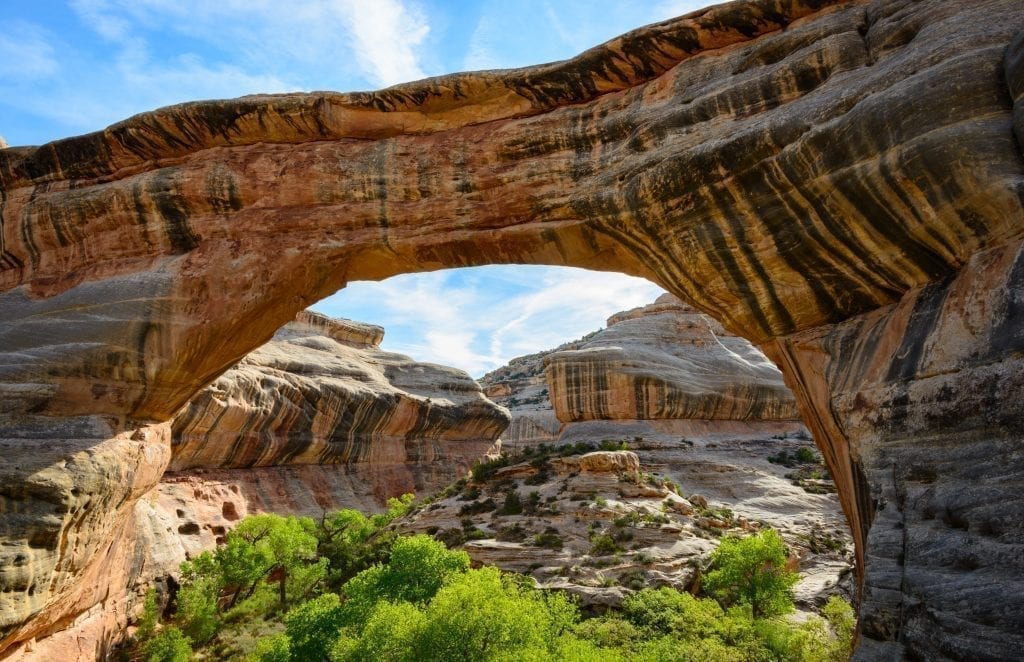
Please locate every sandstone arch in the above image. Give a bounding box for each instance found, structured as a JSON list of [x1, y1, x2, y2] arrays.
[[2, 0, 1023, 658]]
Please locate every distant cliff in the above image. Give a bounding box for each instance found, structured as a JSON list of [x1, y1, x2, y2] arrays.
[[545, 295, 801, 423]]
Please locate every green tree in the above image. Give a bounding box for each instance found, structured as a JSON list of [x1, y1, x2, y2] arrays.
[[135, 588, 160, 646], [338, 601, 426, 662], [622, 587, 723, 639], [703, 529, 798, 619], [142, 626, 192, 662], [284, 593, 346, 661], [414, 567, 572, 660], [175, 574, 220, 645], [823, 595, 856, 660], [341, 534, 469, 625], [248, 633, 291, 662], [227, 513, 320, 609]]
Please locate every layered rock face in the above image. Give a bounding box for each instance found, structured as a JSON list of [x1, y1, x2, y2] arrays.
[[171, 311, 508, 488], [0, 420, 170, 659], [480, 336, 588, 449], [546, 294, 801, 423], [2, 0, 1024, 657]]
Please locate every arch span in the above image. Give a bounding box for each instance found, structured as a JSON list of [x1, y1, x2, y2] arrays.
[[1, 0, 1023, 658]]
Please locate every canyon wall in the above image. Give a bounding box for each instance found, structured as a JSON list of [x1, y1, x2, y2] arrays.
[[171, 311, 507, 481], [2, 0, 1023, 658], [546, 294, 801, 423]]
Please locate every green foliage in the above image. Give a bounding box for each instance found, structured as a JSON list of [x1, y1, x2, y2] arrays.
[[143, 626, 192, 662], [497, 490, 523, 515], [624, 587, 722, 638], [589, 534, 620, 556], [151, 501, 855, 662], [459, 498, 498, 516], [247, 633, 291, 662], [415, 567, 574, 660], [342, 534, 469, 626], [796, 446, 818, 463], [823, 595, 856, 660], [703, 529, 799, 619], [335, 601, 426, 661], [229, 513, 320, 608], [135, 588, 159, 645], [533, 528, 564, 549], [175, 574, 220, 644], [284, 593, 345, 661]]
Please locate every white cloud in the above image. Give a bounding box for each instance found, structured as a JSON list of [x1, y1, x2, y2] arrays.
[[0, 22, 59, 80], [70, 0, 430, 90], [331, 0, 430, 87], [313, 266, 664, 377]]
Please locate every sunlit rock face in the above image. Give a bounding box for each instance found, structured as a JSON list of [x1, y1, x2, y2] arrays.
[[1, 0, 1024, 657], [170, 311, 509, 488], [0, 419, 171, 659], [546, 294, 801, 423], [480, 338, 582, 450]]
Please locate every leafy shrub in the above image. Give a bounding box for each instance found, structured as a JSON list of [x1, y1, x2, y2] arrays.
[[496, 524, 528, 542], [143, 626, 192, 662], [497, 490, 524, 515], [703, 529, 798, 619], [457, 486, 481, 501], [175, 573, 220, 644], [435, 527, 465, 547], [589, 535, 620, 557], [533, 529, 564, 549], [342, 535, 469, 625], [284, 593, 345, 661], [795, 446, 818, 463], [458, 498, 497, 516], [135, 588, 159, 646], [248, 633, 290, 662]]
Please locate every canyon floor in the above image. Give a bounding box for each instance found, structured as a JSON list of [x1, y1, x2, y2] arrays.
[[398, 422, 854, 614]]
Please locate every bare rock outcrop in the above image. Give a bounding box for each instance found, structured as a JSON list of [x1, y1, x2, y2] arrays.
[[2, 0, 1024, 657], [480, 335, 590, 449], [398, 439, 852, 611], [546, 294, 801, 423], [171, 311, 509, 486]]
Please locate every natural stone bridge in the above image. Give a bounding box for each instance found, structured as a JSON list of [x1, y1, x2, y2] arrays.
[[1, 0, 1022, 658]]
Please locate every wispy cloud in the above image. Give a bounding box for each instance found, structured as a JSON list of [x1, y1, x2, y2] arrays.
[[331, 0, 430, 87], [313, 266, 664, 377], [0, 22, 59, 80], [3, 0, 432, 144], [69, 0, 430, 88]]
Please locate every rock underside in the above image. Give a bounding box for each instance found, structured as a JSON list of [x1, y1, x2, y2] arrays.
[[1, 0, 1023, 658]]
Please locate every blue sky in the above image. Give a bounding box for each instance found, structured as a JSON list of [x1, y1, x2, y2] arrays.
[[1, 0, 713, 375]]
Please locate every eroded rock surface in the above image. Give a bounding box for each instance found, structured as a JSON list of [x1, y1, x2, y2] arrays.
[[480, 335, 587, 450], [171, 311, 508, 482], [546, 294, 801, 423], [398, 441, 853, 612], [2, 0, 1023, 657]]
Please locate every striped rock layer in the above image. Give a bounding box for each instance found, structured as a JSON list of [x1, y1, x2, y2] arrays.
[[170, 310, 508, 484], [545, 294, 801, 423], [1, 0, 1023, 658]]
